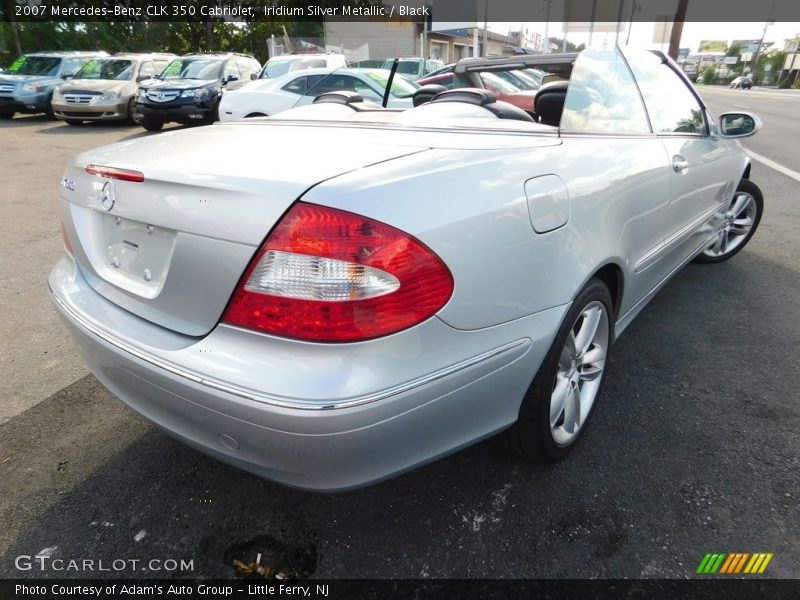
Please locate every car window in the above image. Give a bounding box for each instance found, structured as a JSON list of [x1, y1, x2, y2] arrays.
[[395, 61, 420, 76], [560, 48, 651, 134], [223, 59, 240, 80], [138, 61, 156, 79], [363, 72, 419, 98], [74, 59, 133, 81], [162, 58, 223, 80], [624, 50, 706, 135], [352, 78, 383, 102], [304, 74, 361, 97], [15, 56, 60, 76], [153, 60, 170, 75], [282, 75, 309, 95], [236, 57, 255, 79], [62, 58, 89, 77]]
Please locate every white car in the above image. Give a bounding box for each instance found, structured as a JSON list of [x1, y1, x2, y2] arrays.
[[219, 68, 417, 122]]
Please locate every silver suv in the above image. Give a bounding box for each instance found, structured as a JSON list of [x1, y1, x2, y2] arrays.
[[52, 53, 175, 125], [0, 51, 108, 119]]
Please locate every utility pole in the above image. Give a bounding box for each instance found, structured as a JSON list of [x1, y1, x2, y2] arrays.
[[668, 0, 689, 60], [750, 1, 776, 82], [482, 0, 489, 57]]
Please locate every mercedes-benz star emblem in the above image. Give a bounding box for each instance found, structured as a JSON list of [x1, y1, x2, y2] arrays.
[[100, 180, 116, 211]]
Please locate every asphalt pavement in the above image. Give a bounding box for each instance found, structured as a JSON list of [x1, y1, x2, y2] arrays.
[[0, 91, 798, 580]]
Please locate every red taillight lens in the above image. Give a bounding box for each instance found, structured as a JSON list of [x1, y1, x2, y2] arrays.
[[85, 164, 145, 183], [222, 202, 454, 342]]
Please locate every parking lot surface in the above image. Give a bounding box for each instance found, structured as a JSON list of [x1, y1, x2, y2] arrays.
[[0, 92, 798, 579]]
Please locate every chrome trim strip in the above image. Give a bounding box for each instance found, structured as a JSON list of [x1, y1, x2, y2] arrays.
[[634, 200, 725, 273], [50, 286, 530, 411]]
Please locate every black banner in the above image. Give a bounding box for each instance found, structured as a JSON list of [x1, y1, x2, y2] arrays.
[[2, 0, 800, 23], [3, 579, 800, 600]]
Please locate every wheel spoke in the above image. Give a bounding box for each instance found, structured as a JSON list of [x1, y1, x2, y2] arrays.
[[550, 376, 571, 426], [729, 193, 752, 219], [563, 382, 580, 433], [574, 307, 601, 356], [710, 230, 726, 254], [564, 330, 577, 360]]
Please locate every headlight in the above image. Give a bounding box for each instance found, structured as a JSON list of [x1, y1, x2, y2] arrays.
[[52, 88, 64, 100], [94, 90, 119, 104], [20, 82, 42, 94], [137, 89, 147, 102], [180, 88, 202, 99]]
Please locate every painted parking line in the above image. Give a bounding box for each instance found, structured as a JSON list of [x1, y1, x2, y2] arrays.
[[746, 149, 800, 184]]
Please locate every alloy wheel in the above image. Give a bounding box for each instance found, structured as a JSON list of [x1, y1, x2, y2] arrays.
[[550, 301, 610, 446]]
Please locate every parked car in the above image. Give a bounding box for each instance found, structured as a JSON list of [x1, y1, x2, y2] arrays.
[[418, 67, 539, 114], [220, 67, 418, 121], [382, 57, 445, 80], [730, 75, 753, 89], [0, 51, 108, 119], [50, 48, 763, 491], [259, 53, 347, 79], [52, 53, 175, 125], [135, 53, 261, 131]]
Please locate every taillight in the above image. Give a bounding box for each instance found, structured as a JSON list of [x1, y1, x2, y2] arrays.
[[222, 202, 454, 342], [85, 164, 145, 183]]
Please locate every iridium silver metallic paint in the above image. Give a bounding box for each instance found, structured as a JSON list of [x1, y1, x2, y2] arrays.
[[49, 47, 760, 491]]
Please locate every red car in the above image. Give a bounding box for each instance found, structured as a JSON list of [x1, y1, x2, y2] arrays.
[[417, 69, 538, 114]]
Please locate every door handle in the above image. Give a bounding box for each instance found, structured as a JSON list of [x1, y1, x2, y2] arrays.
[[672, 155, 690, 173]]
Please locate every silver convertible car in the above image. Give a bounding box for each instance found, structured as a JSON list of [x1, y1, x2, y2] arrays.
[[49, 47, 763, 491]]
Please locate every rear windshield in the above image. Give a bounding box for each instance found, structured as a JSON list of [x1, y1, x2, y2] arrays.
[[14, 56, 61, 76], [161, 58, 224, 80], [74, 59, 134, 81]]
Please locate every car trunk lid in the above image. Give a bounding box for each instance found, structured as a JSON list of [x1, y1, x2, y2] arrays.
[[60, 124, 429, 336]]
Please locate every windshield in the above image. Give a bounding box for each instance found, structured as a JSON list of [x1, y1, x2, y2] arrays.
[[14, 56, 61, 77], [74, 59, 133, 81], [262, 58, 327, 78], [365, 71, 419, 98], [161, 58, 223, 80]]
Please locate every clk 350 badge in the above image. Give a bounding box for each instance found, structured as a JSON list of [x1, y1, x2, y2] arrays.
[[61, 178, 76, 191]]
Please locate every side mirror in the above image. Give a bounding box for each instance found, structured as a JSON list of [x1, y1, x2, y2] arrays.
[[61, 73, 75, 80], [136, 74, 151, 82], [225, 75, 239, 83], [718, 112, 760, 139], [250, 73, 258, 80]]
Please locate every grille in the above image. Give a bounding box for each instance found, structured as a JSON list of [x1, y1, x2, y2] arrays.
[[64, 94, 95, 104], [146, 90, 179, 103], [0, 84, 15, 95]]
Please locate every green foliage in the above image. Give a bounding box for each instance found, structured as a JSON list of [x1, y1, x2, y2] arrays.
[[700, 65, 717, 84], [0, 19, 326, 67]]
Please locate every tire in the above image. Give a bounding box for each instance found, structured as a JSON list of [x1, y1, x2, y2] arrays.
[[44, 94, 57, 120], [693, 179, 763, 264], [64, 119, 84, 126], [0, 108, 14, 119], [141, 115, 164, 132], [498, 278, 614, 462], [126, 98, 142, 125]]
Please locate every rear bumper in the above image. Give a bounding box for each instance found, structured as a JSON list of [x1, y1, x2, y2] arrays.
[[49, 255, 566, 491]]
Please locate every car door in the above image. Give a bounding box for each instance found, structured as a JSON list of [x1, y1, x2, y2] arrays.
[[558, 47, 672, 315], [623, 48, 741, 271]]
